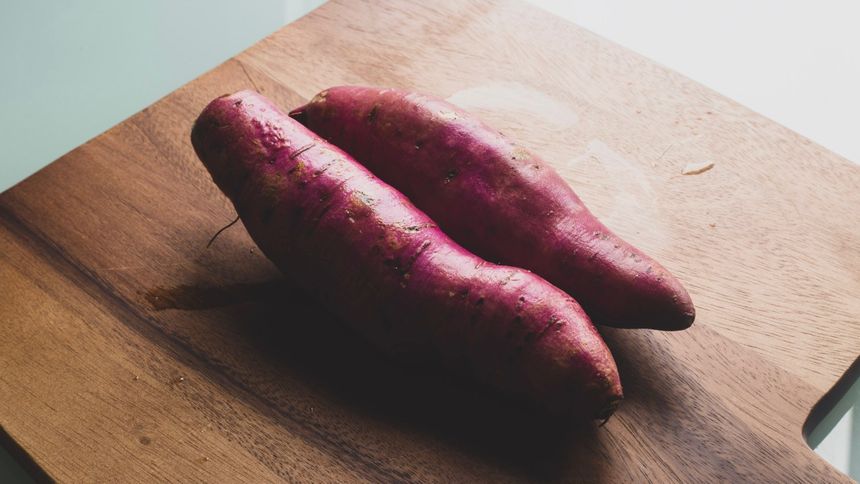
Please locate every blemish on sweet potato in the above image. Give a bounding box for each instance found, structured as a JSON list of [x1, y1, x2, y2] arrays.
[[516, 295, 525, 311], [367, 104, 379, 123]]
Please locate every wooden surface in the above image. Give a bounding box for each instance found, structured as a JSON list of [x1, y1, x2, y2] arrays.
[[1, 0, 858, 481]]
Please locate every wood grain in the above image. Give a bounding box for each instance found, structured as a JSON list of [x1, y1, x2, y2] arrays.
[[1, 0, 858, 481]]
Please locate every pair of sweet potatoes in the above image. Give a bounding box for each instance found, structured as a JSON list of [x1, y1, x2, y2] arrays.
[[191, 88, 693, 421]]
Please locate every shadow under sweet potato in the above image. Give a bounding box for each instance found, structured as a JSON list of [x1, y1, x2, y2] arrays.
[[148, 277, 610, 480]]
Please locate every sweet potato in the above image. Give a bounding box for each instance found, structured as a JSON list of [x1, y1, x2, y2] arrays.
[[191, 91, 622, 419], [290, 87, 695, 330]]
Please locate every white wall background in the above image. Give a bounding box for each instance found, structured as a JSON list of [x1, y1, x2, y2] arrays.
[[530, 0, 860, 164]]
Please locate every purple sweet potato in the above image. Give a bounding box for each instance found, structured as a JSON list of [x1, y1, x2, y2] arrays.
[[290, 87, 695, 330], [191, 90, 622, 419]]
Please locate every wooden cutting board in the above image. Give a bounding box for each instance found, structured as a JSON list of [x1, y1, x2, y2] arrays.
[[1, 0, 858, 481]]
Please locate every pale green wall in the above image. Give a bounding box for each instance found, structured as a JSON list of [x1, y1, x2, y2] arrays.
[[0, 0, 323, 192]]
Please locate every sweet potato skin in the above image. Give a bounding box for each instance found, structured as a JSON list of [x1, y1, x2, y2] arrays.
[[290, 87, 695, 330], [192, 91, 622, 419]]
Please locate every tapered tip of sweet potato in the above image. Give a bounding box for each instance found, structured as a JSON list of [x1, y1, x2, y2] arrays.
[[674, 306, 696, 331], [589, 272, 696, 331], [288, 107, 307, 124], [555, 381, 622, 424], [651, 285, 696, 331], [596, 396, 622, 423], [609, 302, 695, 331]]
